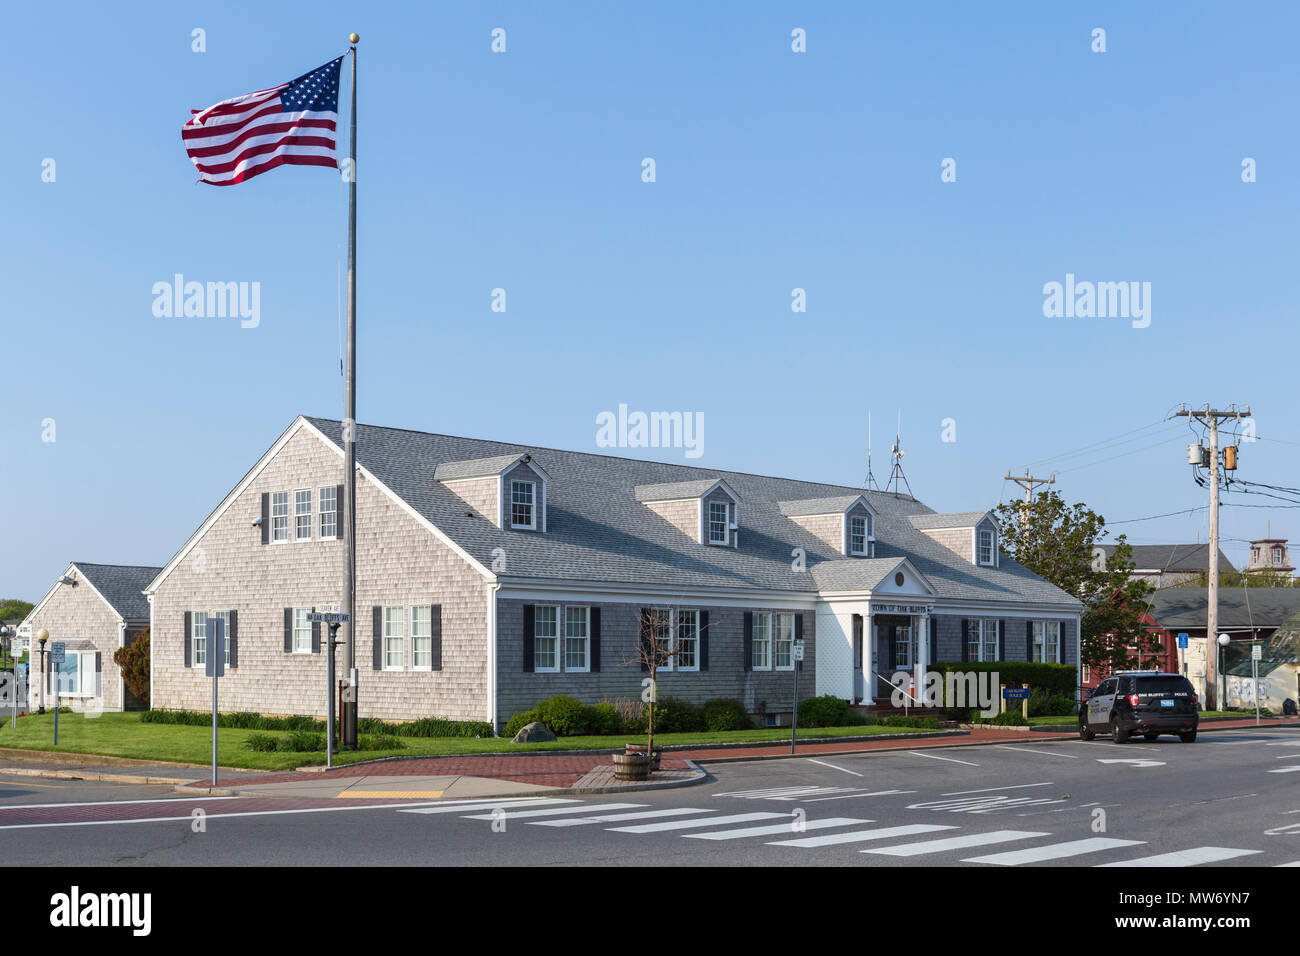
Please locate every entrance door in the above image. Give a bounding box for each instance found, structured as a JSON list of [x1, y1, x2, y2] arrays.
[[875, 623, 893, 697], [852, 615, 864, 702]]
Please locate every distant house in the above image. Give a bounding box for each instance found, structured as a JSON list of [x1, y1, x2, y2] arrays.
[[1223, 611, 1299, 711], [1093, 543, 1235, 589], [1246, 537, 1294, 577], [20, 562, 161, 712]]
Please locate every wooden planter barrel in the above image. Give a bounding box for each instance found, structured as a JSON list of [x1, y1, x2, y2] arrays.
[[624, 744, 662, 769], [613, 752, 652, 781]]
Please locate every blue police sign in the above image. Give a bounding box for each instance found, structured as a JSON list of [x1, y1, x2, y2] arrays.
[[1177, 632, 1189, 649]]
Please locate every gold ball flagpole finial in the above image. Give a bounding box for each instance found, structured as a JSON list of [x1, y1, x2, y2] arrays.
[[349, 33, 359, 44]]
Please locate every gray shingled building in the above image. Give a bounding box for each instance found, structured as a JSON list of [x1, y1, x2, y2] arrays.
[[145, 416, 1083, 730]]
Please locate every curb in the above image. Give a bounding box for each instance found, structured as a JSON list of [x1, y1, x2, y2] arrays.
[[0, 766, 197, 786], [173, 760, 711, 800]]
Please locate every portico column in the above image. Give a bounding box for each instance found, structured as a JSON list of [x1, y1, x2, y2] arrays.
[[914, 615, 928, 705]]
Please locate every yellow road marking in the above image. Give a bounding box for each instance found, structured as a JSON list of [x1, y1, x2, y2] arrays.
[[335, 790, 445, 799]]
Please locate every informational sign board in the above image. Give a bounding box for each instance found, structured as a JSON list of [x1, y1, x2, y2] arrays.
[[1252, 644, 1263, 661], [793, 642, 805, 662], [204, 618, 225, 678], [49, 642, 66, 665], [1002, 687, 1031, 701], [308, 612, 351, 624], [1177, 633, 1189, 649]]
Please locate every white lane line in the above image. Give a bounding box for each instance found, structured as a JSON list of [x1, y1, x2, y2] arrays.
[[713, 786, 834, 798], [2, 800, 490, 831], [963, 837, 1144, 866], [1074, 741, 1158, 752], [684, 817, 871, 841], [0, 795, 240, 811], [610, 812, 786, 834], [1275, 755, 1300, 760], [532, 808, 711, 827], [997, 746, 1079, 759], [1098, 847, 1263, 867], [1276, 861, 1300, 867], [864, 830, 1051, 857], [1268, 767, 1300, 774], [768, 824, 956, 848], [944, 782, 1055, 796], [401, 798, 579, 815], [461, 802, 644, 820], [806, 759, 863, 777], [908, 751, 979, 766], [804, 789, 917, 802]]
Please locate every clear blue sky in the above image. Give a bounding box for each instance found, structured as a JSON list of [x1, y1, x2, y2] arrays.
[[4, 1, 1298, 601]]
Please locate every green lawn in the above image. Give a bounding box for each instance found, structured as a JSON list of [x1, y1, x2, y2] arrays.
[[0, 712, 942, 770]]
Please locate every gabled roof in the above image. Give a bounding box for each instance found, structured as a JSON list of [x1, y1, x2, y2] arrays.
[[634, 479, 732, 502], [779, 495, 872, 517], [908, 511, 992, 531], [24, 562, 159, 627], [1146, 588, 1300, 628], [300, 416, 1080, 608], [434, 454, 529, 481], [1097, 543, 1235, 574], [810, 557, 931, 593]]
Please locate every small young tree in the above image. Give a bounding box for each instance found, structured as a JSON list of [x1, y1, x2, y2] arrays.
[[113, 627, 150, 706], [625, 606, 701, 762]]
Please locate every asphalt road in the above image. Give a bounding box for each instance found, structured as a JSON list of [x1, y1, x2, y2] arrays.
[[5, 725, 1300, 867]]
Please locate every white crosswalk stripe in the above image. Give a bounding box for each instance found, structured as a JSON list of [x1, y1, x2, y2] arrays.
[[1097, 847, 1262, 867], [1276, 860, 1300, 867], [863, 830, 1050, 857], [400, 798, 578, 815], [530, 808, 713, 828], [684, 817, 871, 841], [712, 786, 909, 801], [460, 803, 645, 821], [768, 823, 955, 848], [963, 837, 1144, 865], [610, 812, 786, 834]]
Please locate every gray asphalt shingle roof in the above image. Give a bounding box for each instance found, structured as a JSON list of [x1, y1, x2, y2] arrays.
[[1146, 588, 1300, 628], [908, 511, 990, 530], [1098, 543, 1235, 574], [634, 479, 725, 502], [433, 454, 525, 481], [73, 563, 160, 623], [779, 495, 867, 517], [306, 417, 1081, 609]]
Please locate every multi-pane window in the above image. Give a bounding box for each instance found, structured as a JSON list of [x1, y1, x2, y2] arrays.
[[977, 529, 995, 565], [271, 492, 290, 542], [56, 653, 99, 697], [895, 625, 913, 668], [676, 609, 699, 671], [1081, 664, 1091, 684], [751, 612, 771, 670], [564, 606, 589, 671], [192, 611, 208, 666], [1032, 621, 1061, 663], [293, 608, 312, 653], [1273, 547, 1284, 565], [294, 490, 312, 540], [774, 612, 795, 669], [534, 605, 558, 671], [967, 619, 999, 662], [319, 486, 338, 539], [850, 515, 869, 555], [511, 481, 536, 529], [411, 605, 432, 669], [708, 501, 729, 545], [212, 610, 231, 664], [384, 607, 406, 670], [646, 608, 673, 671]]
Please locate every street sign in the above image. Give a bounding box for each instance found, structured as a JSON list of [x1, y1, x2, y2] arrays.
[[1177, 633, 1189, 649], [1252, 644, 1263, 661], [204, 618, 225, 678], [308, 612, 350, 624], [1002, 687, 1031, 701], [793, 641, 805, 662], [49, 642, 65, 665]]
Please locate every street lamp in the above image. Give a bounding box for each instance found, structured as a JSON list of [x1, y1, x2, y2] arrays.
[[36, 629, 48, 715], [1217, 634, 1231, 712]]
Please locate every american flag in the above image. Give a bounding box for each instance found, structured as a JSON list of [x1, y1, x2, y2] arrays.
[[183, 57, 344, 186]]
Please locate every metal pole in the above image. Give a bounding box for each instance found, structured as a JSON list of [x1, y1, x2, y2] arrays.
[[791, 657, 798, 755], [211, 673, 218, 787], [327, 623, 337, 769], [1253, 654, 1260, 726], [53, 682, 58, 746], [1207, 410, 1220, 710], [341, 35, 360, 750]]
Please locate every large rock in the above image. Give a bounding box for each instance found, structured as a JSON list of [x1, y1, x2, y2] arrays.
[[512, 721, 556, 743]]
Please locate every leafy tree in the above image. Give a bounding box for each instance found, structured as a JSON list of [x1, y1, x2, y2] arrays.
[[0, 599, 34, 621], [993, 491, 1163, 674], [113, 627, 150, 706], [1188, 568, 1296, 588]]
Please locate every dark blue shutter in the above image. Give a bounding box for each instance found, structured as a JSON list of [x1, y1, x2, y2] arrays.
[[336, 484, 345, 538], [998, 620, 1006, 661], [589, 607, 600, 672], [311, 609, 321, 654], [960, 619, 969, 662], [522, 604, 534, 672], [228, 610, 238, 667], [430, 604, 442, 670], [639, 608, 650, 672], [261, 494, 270, 545], [928, 619, 937, 665], [372, 606, 383, 670], [794, 613, 803, 671], [1061, 619, 1068, 664], [1026, 621, 1035, 662], [284, 608, 293, 653], [183, 612, 192, 668], [699, 611, 709, 671], [743, 611, 753, 671]]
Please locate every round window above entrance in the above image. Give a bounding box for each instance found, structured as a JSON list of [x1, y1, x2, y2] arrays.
[[894, 572, 905, 586]]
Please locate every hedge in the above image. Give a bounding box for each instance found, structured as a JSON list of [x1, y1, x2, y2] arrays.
[[927, 662, 1077, 699], [145, 709, 492, 738]]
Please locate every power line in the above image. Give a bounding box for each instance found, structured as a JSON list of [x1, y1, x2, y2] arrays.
[[1026, 418, 1179, 469], [1108, 506, 1207, 525], [1054, 433, 1188, 475]]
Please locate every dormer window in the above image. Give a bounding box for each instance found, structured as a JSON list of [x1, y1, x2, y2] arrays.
[[511, 480, 537, 529], [977, 528, 995, 566], [849, 514, 871, 556], [1273, 546, 1284, 565], [708, 500, 730, 545]]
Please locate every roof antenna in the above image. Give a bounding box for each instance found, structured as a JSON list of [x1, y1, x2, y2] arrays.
[[864, 412, 881, 491], [885, 409, 913, 498]]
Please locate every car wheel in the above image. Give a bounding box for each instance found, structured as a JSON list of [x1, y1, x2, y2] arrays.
[[1079, 721, 1095, 741], [1143, 733, 1159, 741], [1179, 730, 1197, 743], [1110, 717, 1127, 744]]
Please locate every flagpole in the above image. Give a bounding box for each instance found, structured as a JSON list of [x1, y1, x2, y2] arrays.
[[341, 32, 360, 750]]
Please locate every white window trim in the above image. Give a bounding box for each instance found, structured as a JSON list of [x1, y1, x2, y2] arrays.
[[675, 609, 700, 672], [774, 612, 795, 671], [510, 479, 538, 530], [383, 606, 407, 671], [751, 612, 772, 671], [294, 488, 313, 542], [848, 514, 872, 556], [55, 651, 97, 698], [293, 607, 313, 654], [707, 500, 731, 546], [646, 609, 675, 673], [411, 604, 433, 671], [271, 491, 290, 544], [318, 486, 339, 540], [563, 605, 590, 673], [192, 611, 208, 668], [976, 528, 996, 567], [533, 604, 560, 673]]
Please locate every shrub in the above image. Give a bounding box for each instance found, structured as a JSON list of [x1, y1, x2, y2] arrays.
[[604, 697, 644, 727], [584, 702, 626, 735], [243, 733, 279, 752], [928, 662, 1077, 702], [650, 697, 706, 734], [702, 698, 750, 732], [503, 709, 542, 739], [797, 695, 852, 728], [985, 710, 1029, 726], [113, 626, 150, 706], [356, 735, 404, 751], [1028, 688, 1077, 718], [535, 695, 589, 736]]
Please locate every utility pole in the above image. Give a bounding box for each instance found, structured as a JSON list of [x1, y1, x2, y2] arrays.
[[1173, 403, 1250, 711], [340, 33, 360, 750], [1006, 470, 1055, 529]]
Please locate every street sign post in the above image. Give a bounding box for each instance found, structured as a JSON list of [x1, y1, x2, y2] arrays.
[[1177, 633, 1189, 650], [205, 618, 225, 786], [310, 612, 349, 770], [49, 642, 65, 745], [790, 637, 805, 755], [1251, 644, 1262, 725]]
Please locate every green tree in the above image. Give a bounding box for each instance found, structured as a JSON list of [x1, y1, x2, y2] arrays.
[[0, 598, 34, 621], [1188, 568, 1296, 588], [113, 627, 150, 706], [993, 491, 1163, 673]]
